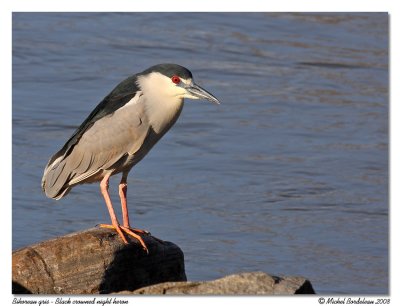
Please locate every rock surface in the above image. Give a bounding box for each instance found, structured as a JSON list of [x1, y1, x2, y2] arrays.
[[12, 227, 186, 294], [12, 228, 315, 295], [124, 271, 315, 295]]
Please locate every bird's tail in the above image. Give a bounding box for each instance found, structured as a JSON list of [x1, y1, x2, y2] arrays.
[[42, 152, 72, 200]]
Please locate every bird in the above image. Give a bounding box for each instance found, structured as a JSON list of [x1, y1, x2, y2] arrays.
[[41, 63, 220, 253]]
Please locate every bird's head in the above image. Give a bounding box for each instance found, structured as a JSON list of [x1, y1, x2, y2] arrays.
[[137, 64, 220, 105]]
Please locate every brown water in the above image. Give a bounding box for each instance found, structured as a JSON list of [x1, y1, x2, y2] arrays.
[[12, 12, 388, 294]]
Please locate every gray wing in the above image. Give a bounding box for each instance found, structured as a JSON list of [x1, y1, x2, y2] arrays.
[[45, 75, 140, 172], [42, 94, 149, 199]]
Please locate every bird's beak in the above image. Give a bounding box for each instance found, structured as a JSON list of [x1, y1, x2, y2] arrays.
[[185, 83, 220, 105]]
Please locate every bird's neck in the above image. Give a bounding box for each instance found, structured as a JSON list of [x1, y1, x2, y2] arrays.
[[137, 72, 185, 135], [144, 96, 184, 135]]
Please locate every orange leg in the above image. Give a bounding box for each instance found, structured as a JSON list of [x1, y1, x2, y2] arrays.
[[119, 176, 130, 228], [99, 173, 148, 253], [118, 175, 150, 235]]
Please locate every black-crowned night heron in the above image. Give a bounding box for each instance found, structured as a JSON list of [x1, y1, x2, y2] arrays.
[[41, 63, 220, 252]]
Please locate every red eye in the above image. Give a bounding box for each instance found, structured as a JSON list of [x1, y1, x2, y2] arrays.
[[171, 75, 180, 84]]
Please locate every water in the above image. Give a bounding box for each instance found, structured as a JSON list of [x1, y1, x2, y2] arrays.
[[12, 13, 388, 294]]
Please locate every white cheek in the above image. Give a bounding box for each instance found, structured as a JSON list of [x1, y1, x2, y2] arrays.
[[167, 85, 186, 96]]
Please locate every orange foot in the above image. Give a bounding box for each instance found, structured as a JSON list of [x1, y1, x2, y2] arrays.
[[98, 224, 149, 253]]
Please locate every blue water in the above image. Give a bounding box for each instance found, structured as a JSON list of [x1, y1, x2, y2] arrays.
[[12, 13, 388, 294]]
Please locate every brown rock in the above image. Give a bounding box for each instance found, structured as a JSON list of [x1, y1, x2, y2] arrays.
[[126, 272, 315, 295], [12, 227, 186, 294]]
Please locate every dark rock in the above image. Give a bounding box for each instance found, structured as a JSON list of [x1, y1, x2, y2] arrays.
[[12, 228, 315, 295], [124, 272, 315, 295], [12, 227, 186, 294]]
